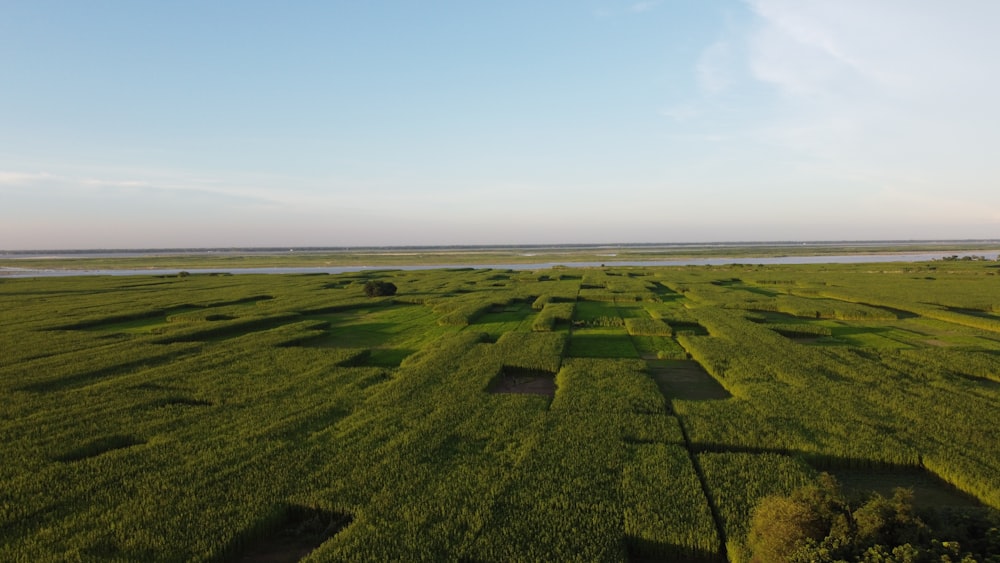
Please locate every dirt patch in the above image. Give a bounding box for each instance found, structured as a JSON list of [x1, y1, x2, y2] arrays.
[[206, 314, 236, 321], [648, 360, 731, 401], [155, 397, 214, 408], [232, 506, 352, 563], [487, 366, 556, 397], [667, 321, 709, 336]]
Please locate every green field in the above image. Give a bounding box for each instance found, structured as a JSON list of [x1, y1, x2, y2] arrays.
[[2, 262, 999, 561]]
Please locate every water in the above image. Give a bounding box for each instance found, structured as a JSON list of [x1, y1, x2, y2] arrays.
[[2, 252, 996, 278]]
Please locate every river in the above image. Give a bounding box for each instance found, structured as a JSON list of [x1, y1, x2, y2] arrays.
[[1, 251, 996, 278]]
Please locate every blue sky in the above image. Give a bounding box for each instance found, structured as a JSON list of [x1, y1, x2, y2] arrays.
[[2, 1, 999, 249]]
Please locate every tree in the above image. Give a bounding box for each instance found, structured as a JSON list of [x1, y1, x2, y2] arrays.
[[363, 280, 397, 298], [748, 494, 829, 563], [853, 488, 928, 548], [745, 473, 997, 563]]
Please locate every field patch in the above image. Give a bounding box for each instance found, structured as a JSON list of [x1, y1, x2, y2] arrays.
[[824, 324, 915, 349], [3, 264, 1000, 561], [631, 334, 687, 360], [472, 300, 536, 336], [336, 348, 413, 368], [647, 359, 731, 401], [567, 330, 638, 358], [295, 303, 450, 366]]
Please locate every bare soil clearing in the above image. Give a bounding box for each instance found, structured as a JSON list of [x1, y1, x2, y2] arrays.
[[487, 366, 556, 397], [648, 359, 731, 401], [233, 508, 352, 563]]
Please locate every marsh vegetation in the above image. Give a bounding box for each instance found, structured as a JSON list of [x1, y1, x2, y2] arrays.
[[1, 261, 998, 561]]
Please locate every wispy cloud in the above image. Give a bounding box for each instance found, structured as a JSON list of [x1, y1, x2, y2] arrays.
[[696, 41, 733, 95], [865, 186, 1000, 225], [658, 104, 702, 122], [744, 0, 1000, 101], [746, 1, 878, 96], [630, 1, 662, 13], [0, 171, 58, 185], [0, 168, 286, 208], [736, 0, 1000, 207]]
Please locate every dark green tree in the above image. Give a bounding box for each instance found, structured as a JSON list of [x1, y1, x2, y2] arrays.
[[363, 280, 397, 298], [747, 473, 997, 563], [748, 473, 847, 563]]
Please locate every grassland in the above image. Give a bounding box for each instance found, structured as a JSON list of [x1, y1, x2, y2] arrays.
[[2, 261, 999, 561]]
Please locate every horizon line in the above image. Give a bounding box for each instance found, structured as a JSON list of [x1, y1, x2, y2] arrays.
[[3, 238, 1000, 255]]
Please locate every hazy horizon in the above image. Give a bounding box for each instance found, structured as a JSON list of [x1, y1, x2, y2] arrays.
[[3, 1, 999, 250], [5, 238, 1000, 255]]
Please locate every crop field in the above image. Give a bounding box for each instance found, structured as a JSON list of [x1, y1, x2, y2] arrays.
[[2, 261, 999, 561]]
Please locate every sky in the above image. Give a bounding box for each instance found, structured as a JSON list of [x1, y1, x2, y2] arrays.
[[2, 0, 999, 249]]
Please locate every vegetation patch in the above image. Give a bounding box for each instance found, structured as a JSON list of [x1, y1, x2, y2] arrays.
[[624, 317, 673, 337], [566, 331, 638, 358], [3, 263, 1000, 561], [473, 301, 535, 335], [19, 346, 198, 392], [631, 334, 688, 360], [532, 302, 574, 332]]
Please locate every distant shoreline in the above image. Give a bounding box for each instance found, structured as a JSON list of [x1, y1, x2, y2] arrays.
[[2, 244, 998, 278], [3, 239, 1000, 258]]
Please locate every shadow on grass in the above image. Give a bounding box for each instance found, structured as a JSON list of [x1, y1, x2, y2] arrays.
[[227, 505, 353, 563], [626, 537, 725, 563], [54, 435, 145, 463], [19, 348, 198, 393]]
